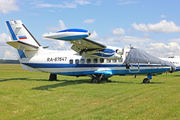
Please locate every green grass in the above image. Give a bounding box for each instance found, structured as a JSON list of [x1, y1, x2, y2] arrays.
[[0, 64, 180, 119]]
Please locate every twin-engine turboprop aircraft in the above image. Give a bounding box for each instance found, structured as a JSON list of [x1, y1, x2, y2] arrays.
[[5, 20, 176, 83]]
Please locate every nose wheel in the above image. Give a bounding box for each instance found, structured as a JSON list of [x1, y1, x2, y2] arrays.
[[143, 78, 150, 83]]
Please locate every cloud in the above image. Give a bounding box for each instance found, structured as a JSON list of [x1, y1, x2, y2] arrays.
[[34, 0, 92, 9], [161, 15, 166, 18], [0, 33, 17, 59], [83, 19, 95, 23], [35, 2, 77, 9], [169, 38, 180, 43], [1, 47, 17, 59], [98, 36, 151, 46], [75, 0, 91, 5], [112, 28, 125, 35], [88, 31, 99, 39], [116, 36, 150, 43], [0, 33, 10, 46], [46, 20, 67, 31], [0, 0, 19, 14], [49, 40, 68, 50], [118, 1, 137, 5], [131, 23, 148, 32], [87, 29, 150, 45], [143, 33, 151, 38], [94, 0, 102, 5], [132, 20, 180, 33], [145, 42, 180, 57]]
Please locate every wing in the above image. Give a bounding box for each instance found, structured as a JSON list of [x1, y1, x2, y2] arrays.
[[69, 38, 106, 54], [43, 29, 123, 59]]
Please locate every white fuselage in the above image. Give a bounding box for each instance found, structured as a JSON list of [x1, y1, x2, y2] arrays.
[[19, 47, 172, 77]]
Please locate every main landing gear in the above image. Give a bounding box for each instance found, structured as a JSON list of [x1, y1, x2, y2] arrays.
[[143, 75, 152, 83], [49, 73, 57, 81], [90, 74, 104, 83]]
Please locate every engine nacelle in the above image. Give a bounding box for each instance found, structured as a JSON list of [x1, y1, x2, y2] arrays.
[[43, 28, 91, 41], [86, 48, 123, 60]]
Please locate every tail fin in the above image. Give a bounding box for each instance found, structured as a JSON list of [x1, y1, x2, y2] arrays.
[[5, 20, 41, 58]]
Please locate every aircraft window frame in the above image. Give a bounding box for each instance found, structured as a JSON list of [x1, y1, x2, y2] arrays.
[[75, 59, 79, 64], [100, 58, 104, 63], [80, 59, 85, 64], [93, 58, 98, 63], [87, 59, 91, 64], [69, 59, 73, 64], [107, 59, 111, 63]]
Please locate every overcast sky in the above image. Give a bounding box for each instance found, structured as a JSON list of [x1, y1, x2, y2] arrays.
[[1, 0, 180, 59]]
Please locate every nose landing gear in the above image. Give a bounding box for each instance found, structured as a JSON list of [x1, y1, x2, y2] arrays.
[[143, 74, 152, 83]]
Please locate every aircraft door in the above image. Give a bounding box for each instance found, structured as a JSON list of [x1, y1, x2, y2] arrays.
[[129, 63, 140, 73]]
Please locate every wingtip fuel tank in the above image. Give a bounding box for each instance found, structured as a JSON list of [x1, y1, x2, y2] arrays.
[[43, 28, 91, 41]]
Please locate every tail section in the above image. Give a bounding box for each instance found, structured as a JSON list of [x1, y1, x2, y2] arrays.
[[5, 20, 41, 59]]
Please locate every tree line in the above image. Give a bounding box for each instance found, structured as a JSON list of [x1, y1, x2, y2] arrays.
[[0, 59, 20, 64]]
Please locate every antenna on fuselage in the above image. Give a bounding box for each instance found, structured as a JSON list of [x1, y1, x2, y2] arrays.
[[130, 44, 132, 49]]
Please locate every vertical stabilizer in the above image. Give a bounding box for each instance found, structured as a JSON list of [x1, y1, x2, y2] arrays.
[[5, 20, 41, 59]]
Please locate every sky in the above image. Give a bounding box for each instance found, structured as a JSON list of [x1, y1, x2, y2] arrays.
[[1, 0, 180, 59]]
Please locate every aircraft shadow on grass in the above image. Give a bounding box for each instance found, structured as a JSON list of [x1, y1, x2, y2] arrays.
[[0, 78, 49, 82], [31, 80, 165, 90], [31, 79, 122, 90], [172, 75, 180, 77], [32, 79, 91, 90], [0, 78, 165, 90]]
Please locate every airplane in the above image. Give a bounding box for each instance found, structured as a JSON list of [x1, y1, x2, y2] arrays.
[[5, 20, 176, 83], [161, 56, 180, 71]]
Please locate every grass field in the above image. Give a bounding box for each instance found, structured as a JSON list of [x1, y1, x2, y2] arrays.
[[0, 64, 180, 120]]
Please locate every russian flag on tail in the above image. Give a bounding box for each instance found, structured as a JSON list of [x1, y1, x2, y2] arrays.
[[19, 36, 27, 39]]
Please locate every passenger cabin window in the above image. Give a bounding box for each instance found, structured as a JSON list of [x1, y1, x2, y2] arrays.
[[75, 59, 79, 64], [118, 58, 123, 63], [113, 60, 117, 63], [100, 58, 104, 63], [80, 59, 85, 64], [87, 59, 91, 64], [93, 58, 98, 63], [69, 59, 73, 64], [107, 59, 111, 63]]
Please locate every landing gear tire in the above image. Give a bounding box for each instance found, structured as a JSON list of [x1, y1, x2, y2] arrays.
[[91, 78, 101, 83], [90, 74, 103, 83], [49, 74, 57, 81], [91, 78, 97, 83], [143, 78, 150, 83]]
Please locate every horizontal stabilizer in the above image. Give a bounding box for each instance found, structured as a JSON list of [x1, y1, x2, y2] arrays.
[[6, 41, 39, 51]]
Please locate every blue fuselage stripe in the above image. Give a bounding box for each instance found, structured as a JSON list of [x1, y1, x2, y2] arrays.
[[22, 63, 170, 68]]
